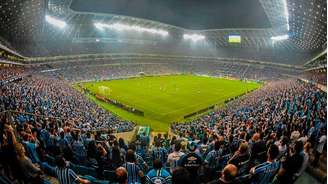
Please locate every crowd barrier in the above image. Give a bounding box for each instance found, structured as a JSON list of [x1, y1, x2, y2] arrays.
[[0, 76, 23, 86]]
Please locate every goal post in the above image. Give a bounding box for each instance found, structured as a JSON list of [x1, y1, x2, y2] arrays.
[[98, 86, 111, 95]]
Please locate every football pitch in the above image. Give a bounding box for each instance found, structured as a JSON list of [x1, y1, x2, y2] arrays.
[[80, 75, 261, 131]]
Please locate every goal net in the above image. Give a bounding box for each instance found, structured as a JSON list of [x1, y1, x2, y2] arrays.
[[98, 86, 111, 95]]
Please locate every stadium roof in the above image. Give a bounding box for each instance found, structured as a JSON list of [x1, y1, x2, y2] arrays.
[[70, 0, 271, 30], [0, 0, 326, 65]]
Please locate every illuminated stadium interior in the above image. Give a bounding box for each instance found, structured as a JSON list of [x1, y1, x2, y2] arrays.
[[0, 0, 327, 183]]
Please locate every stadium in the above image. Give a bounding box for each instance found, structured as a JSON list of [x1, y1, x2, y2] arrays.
[[0, 0, 327, 183]]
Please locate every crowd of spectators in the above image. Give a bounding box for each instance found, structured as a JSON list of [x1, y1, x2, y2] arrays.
[[0, 67, 25, 80], [170, 79, 326, 183], [0, 66, 326, 184], [0, 74, 135, 133], [303, 71, 327, 85], [39, 59, 300, 82], [49, 64, 178, 82]]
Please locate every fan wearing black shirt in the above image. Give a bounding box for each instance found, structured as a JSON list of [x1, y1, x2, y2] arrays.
[[228, 142, 250, 175], [276, 141, 304, 184], [178, 142, 202, 184], [250, 133, 267, 165]]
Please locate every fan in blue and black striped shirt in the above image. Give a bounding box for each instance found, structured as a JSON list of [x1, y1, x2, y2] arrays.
[[151, 141, 168, 165], [53, 156, 90, 184], [250, 144, 280, 184], [122, 149, 145, 184], [128, 143, 149, 172], [205, 140, 224, 170]]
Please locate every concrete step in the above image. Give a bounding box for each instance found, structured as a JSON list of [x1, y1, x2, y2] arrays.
[[319, 154, 327, 172], [319, 161, 326, 172], [306, 165, 327, 184]]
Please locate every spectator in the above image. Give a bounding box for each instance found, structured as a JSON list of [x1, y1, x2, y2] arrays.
[[172, 167, 192, 184], [146, 159, 171, 184], [228, 142, 250, 175], [128, 143, 148, 172], [295, 142, 311, 177], [152, 140, 168, 165], [276, 141, 304, 184], [205, 140, 224, 171], [71, 132, 87, 165], [53, 155, 90, 184], [15, 143, 43, 183], [115, 167, 128, 184], [86, 140, 101, 165], [250, 144, 280, 184], [57, 130, 72, 157], [275, 136, 288, 159], [22, 132, 41, 164], [119, 138, 128, 152], [312, 129, 326, 167], [209, 164, 238, 184], [179, 142, 202, 183], [109, 140, 125, 169], [249, 133, 266, 164], [122, 149, 144, 184], [167, 141, 185, 173]]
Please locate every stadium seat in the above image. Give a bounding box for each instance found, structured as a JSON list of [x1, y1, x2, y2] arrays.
[[45, 155, 56, 166], [103, 170, 116, 181], [0, 175, 13, 184], [237, 160, 250, 176], [218, 154, 232, 171], [80, 175, 109, 184], [235, 173, 251, 184], [68, 163, 97, 177], [69, 162, 77, 171], [76, 165, 97, 177], [254, 151, 267, 165]]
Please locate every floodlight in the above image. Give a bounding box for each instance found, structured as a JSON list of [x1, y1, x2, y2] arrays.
[[94, 22, 169, 36], [45, 15, 67, 29], [271, 34, 289, 41], [94, 23, 105, 31], [183, 34, 205, 41]]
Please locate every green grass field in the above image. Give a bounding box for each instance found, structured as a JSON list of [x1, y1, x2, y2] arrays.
[[80, 75, 261, 131]]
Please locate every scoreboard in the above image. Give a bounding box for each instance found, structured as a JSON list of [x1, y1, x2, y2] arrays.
[[228, 35, 241, 43]]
